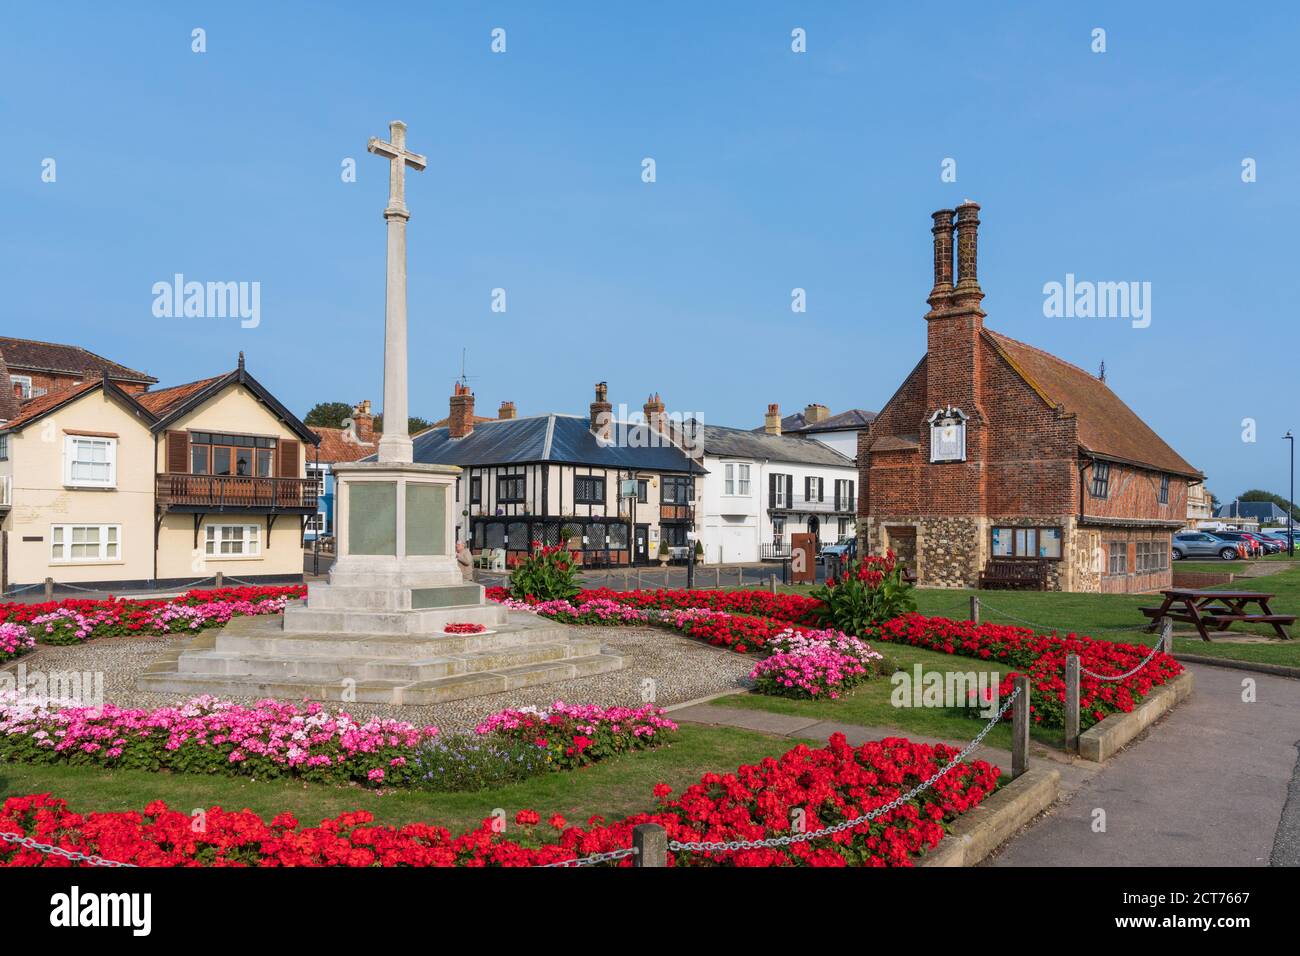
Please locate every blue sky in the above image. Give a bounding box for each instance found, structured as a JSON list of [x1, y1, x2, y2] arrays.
[[3, 2, 1298, 502]]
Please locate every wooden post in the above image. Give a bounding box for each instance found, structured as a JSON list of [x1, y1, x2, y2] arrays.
[[715, 567, 721, 590], [632, 823, 666, 867], [970, 595, 980, 625], [1064, 654, 1080, 753], [769, 573, 777, 595], [623, 570, 630, 592], [44, 577, 54, 601], [215, 571, 224, 588], [1160, 617, 1174, 655], [1012, 675, 1031, 778]]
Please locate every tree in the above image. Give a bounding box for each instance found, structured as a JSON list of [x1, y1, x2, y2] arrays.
[[303, 402, 353, 429], [373, 414, 434, 435]]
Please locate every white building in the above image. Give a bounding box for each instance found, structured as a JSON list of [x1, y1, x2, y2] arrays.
[[695, 418, 858, 564], [754, 403, 876, 461]]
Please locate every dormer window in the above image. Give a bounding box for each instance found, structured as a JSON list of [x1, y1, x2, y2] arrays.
[[927, 406, 968, 463]]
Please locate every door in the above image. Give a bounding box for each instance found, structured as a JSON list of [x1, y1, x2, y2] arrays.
[[634, 525, 649, 564], [807, 516, 820, 551], [886, 526, 918, 575]]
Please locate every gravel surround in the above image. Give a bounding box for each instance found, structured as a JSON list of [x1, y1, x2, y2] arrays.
[[3, 625, 754, 735]]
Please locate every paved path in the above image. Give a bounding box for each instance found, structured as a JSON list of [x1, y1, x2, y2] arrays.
[[991, 662, 1300, 866]]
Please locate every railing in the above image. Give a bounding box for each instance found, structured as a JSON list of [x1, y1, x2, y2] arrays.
[[0, 474, 10, 507], [156, 473, 317, 510], [769, 495, 855, 514], [760, 541, 793, 560]]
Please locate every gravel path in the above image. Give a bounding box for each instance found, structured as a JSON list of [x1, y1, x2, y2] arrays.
[[6, 627, 754, 734]]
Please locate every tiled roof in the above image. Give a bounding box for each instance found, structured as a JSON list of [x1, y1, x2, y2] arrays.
[[1, 380, 101, 430], [984, 329, 1200, 478], [761, 408, 876, 434], [313, 424, 379, 464], [136, 376, 224, 415], [0, 336, 156, 384], [700, 423, 855, 467]]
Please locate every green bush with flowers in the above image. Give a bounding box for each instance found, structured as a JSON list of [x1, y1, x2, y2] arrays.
[[809, 551, 915, 636], [508, 542, 582, 602]]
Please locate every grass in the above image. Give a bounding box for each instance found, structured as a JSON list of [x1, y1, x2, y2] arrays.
[[0, 725, 796, 832], [714, 642, 1061, 751], [780, 560, 1300, 667]]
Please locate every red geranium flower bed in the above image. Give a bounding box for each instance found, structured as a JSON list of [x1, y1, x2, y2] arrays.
[[443, 623, 487, 634], [0, 733, 998, 867]]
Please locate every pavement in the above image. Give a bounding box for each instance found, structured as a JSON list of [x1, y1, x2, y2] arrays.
[[672, 661, 1300, 867]]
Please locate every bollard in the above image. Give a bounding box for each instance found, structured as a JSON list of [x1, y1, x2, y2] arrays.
[[769, 573, 777, 595], [1064, 653, 1080, 753], [714, 567, 721, 590], [44, 577, 54, 601], [970, 595, 980, 625], [1012, 675, 1031, 778], [1160, 617, 1174, 655], [623, 570, 631, 593], [215, 571, 224, 588], [632, 823, 667, 867]]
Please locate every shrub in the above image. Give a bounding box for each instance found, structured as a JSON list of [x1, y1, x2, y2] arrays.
[[809, 552, 915, 635], [508, 543, 581, 603], [414, 735, 550, 791]]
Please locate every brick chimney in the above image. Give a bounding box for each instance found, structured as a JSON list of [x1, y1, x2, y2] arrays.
[[643, 392, 665, 431], [449, 382, 475, 438], [803, 403, 830, 425], [498, 400, 516, 420], [590, 381, 612, 441], [764, 403, 782, 436], [952, 200, 984, 313], [351, 399, 374, 443]]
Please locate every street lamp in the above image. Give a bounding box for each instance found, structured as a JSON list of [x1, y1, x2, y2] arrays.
[[1286, 431, 1295, 558]]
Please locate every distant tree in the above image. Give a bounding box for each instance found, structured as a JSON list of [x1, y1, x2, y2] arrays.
[[1237, 489, 1300, 520], [373, 414, 435, 435], [303, 402, 353, 429]]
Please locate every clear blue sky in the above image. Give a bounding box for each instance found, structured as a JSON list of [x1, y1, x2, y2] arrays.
[[3, 2, 1298, 503]]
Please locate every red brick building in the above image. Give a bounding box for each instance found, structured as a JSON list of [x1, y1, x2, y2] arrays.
[[858, 203, 1202, 593]]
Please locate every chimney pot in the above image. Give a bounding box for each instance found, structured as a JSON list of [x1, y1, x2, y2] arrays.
[[498, 400, 516, 420], [449, 383, 476, 438], [643, 391, 666, 431], [803, 403, 830, 425]]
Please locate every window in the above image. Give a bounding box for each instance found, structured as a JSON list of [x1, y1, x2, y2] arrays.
[[723, 463, 751, 496], [990, 526, 1064, 559], [1107, 540, 1127, 575], [306, 467, 326, 497], [662, 476, 693, 504], [772, 516, 786, 540], [497, 474, 525, 503], [0, 434, 7, 461], [11, 375, 32, 399], [837, 518, 852, 539], [189, 432, 276, 477], [834, 479, 854, 510], [305, 513, 325, 534], [574, 475, 605, 504], [772, 474, 789, 508], [637, 479, 648, 503], [470, 476, 482, 504], [737, 464, 750, 495], [64, 436, 116, 487], [51, 524, 120, 563], [1090, 461, 1111, 499], [662, 524, 689, 547], [205, 523, 261, 557], [1159, 475, 1170, 505], [804, 476, 825, 501], [1135, 540, 1169, 573]]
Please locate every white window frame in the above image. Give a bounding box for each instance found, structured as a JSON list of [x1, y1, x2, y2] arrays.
[[50, 524, 121, 563], [724, 463, 735, 495], [0, 433, 8, 461], [11, 375, 32, 399], [63, 435, 117, 488], [204, 523, 262, 558], [737, 463, 751, 496], [724, 462, 751, 497]]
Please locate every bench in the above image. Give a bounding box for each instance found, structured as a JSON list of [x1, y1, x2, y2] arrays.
[[978, 558, 1048, 591]]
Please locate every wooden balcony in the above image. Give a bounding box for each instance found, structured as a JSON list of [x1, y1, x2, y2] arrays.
[[156, 473, 318, 514]]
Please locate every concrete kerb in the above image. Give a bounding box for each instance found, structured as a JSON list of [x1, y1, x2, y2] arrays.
[[1174, 652, 1300, 680], [917, 767, 1060, 867], [1077, 670, 1196, 762]]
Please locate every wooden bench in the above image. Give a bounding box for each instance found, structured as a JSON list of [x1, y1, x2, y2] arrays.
[[1141, 589, 1295, 641], [978, 558, 1048, 591]]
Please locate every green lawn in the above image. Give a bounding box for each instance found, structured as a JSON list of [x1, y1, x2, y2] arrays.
[[0, 725, 796, 832], [780, 561, 1300, 667], [715, 641, 1060, 750]]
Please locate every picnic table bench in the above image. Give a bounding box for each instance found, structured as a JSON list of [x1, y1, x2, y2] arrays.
[[978, 558, 1048, 591], [1140, 588, 1296, 642]]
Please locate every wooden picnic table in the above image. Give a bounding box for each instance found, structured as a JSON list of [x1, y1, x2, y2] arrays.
[[1140, 588, 1296, 642]]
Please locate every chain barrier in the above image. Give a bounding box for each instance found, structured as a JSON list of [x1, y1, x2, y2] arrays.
[[539, 847, 639, 868], [0, 831, 135, 868], [1077, 636, 1165, 682], [0, 583, 43, 598], [973, 598, 1150, 634]]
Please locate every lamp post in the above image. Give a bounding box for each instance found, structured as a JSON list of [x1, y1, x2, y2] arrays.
[[1286, 431, 1295, 558]]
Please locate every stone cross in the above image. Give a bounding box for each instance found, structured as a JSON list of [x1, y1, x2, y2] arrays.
[[367, 120, 427, 463]]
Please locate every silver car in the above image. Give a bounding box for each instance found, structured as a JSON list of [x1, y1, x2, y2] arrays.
[[1171, 532, 1240, 561]]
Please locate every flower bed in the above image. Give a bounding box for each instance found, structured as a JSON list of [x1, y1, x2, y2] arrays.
[[442, 622, 486, 634], [0, 586, 304, 654], [0, 623, 35, 664], [0, 694, 437, 788], [872, 614, 1184, 730], [750, 627, 887, 700], [487, 585, 821, 625], [475, 701, 678, 770], [0, 732, 998, 867]]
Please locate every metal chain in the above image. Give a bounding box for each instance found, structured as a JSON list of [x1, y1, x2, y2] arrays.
[[973, 599, 1149, 634], [0, 583, 44, 597], [0, 830, 136, 867], [1077, 636, 1165, 682], [539, 846, 639, 868], [665, 685, 1021, 855]]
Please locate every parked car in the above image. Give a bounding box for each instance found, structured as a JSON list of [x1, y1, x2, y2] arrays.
[[819, 537, 857, 567], [1205, 531, 1260, 557], [1260, 529, 1298, 550], [1240, 532, 1283, 554], [1172, 532, 1243, 561]]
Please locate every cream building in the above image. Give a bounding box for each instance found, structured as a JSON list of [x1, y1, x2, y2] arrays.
[[0, 356, 317, 591]]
